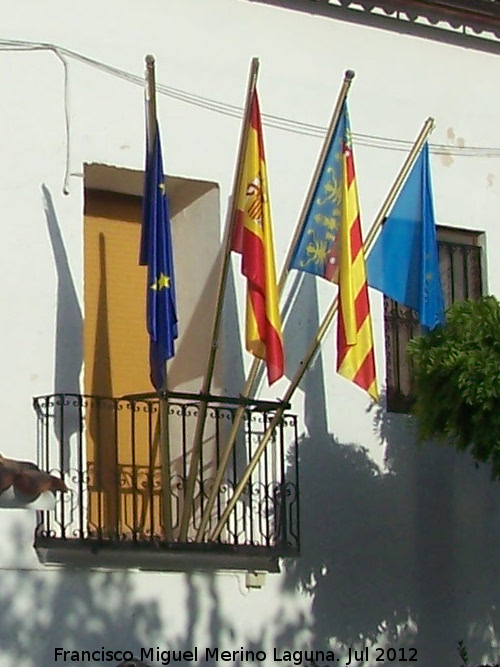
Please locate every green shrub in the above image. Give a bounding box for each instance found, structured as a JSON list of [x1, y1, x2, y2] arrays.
[[407, 296, 500, 479]]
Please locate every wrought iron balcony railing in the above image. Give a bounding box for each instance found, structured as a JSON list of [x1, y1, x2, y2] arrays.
[[33, 392, 299, 571]]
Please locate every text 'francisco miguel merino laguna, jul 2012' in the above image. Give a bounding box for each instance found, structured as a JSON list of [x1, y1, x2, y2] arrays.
[[53, 645, 418, 664]]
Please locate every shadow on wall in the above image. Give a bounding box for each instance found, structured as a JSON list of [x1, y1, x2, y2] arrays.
[[169, 246, 246, 399], [0, 525, 243, 667], [42, 184, 83, 470], [0, 527, 162, 667], [219, 262, 246, 400], [0, 525, 307, 667], [282, 396, 500, 664], [280, 269, 500, 665]]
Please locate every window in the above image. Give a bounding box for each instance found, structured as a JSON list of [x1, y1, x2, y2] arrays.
[[82, 180, 224, 541], [384, 227, 484, 413]]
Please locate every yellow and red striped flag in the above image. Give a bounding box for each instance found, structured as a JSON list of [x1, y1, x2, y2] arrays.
[[231, 89, 284, 385], [336, 111, 378, 400]]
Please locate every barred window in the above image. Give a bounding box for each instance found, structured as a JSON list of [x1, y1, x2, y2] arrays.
[[384, 227, 484, 413]]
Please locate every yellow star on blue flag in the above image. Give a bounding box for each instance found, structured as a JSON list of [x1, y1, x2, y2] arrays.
[[150, 273, 171, 291]]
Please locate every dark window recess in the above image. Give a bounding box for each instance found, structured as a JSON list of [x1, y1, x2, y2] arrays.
[[385, 228, 483, 413]]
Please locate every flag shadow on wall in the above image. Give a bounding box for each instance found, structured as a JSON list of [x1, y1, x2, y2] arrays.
[[42, 184, 83, 473], [280, 361, 500, 666]]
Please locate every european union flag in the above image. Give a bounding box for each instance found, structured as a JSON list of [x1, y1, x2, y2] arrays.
[[289, 103, 347, 281], [366, 142, 445, 330], [139, 123, 178, 390]]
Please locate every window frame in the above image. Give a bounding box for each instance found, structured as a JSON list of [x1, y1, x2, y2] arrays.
[[384, 225, 485, 413]]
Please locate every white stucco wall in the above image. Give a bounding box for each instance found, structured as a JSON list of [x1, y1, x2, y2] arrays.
[[0, 1, 499, 665]]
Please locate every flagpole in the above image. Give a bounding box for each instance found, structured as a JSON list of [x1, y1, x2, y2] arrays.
[[145, 54, 174, 542], [178, 57, 260, 541], [145, 55, 157, 148], [195, 70, 356, 542], [209, 116, 436, 541]]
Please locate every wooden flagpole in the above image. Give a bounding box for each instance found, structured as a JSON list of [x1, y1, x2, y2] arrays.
[[196, 70, 356, 542], [145, 54, 174, 541], [209, 116, 436, 541], [178, 57, 260, 541]]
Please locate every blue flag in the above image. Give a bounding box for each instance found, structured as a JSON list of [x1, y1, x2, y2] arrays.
[[289, 103, 347, 281], [366, 142, 445, 330], [139, 123, 178, 390]]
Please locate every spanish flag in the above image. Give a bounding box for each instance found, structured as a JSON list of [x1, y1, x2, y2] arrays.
[[231, 89, 284, 385], [336, 111, 378, 400]]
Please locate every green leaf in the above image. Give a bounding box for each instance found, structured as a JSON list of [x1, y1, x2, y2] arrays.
[[407, 296, 500, 480]]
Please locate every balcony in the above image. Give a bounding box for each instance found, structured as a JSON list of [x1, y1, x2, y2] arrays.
[[33, 392, 299, 572]]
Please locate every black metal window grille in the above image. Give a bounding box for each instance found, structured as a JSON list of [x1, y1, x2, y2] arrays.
[[33, 393, 299, 557], [385, 227, 483, 413]]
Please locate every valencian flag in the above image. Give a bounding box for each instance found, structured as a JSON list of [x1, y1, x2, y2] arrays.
[[290, 103, 378, 399], [366, 142, 445, 330], [139, 121, 178, 391], [231, 89, 284, 385], [336, 110, 378, 400]]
